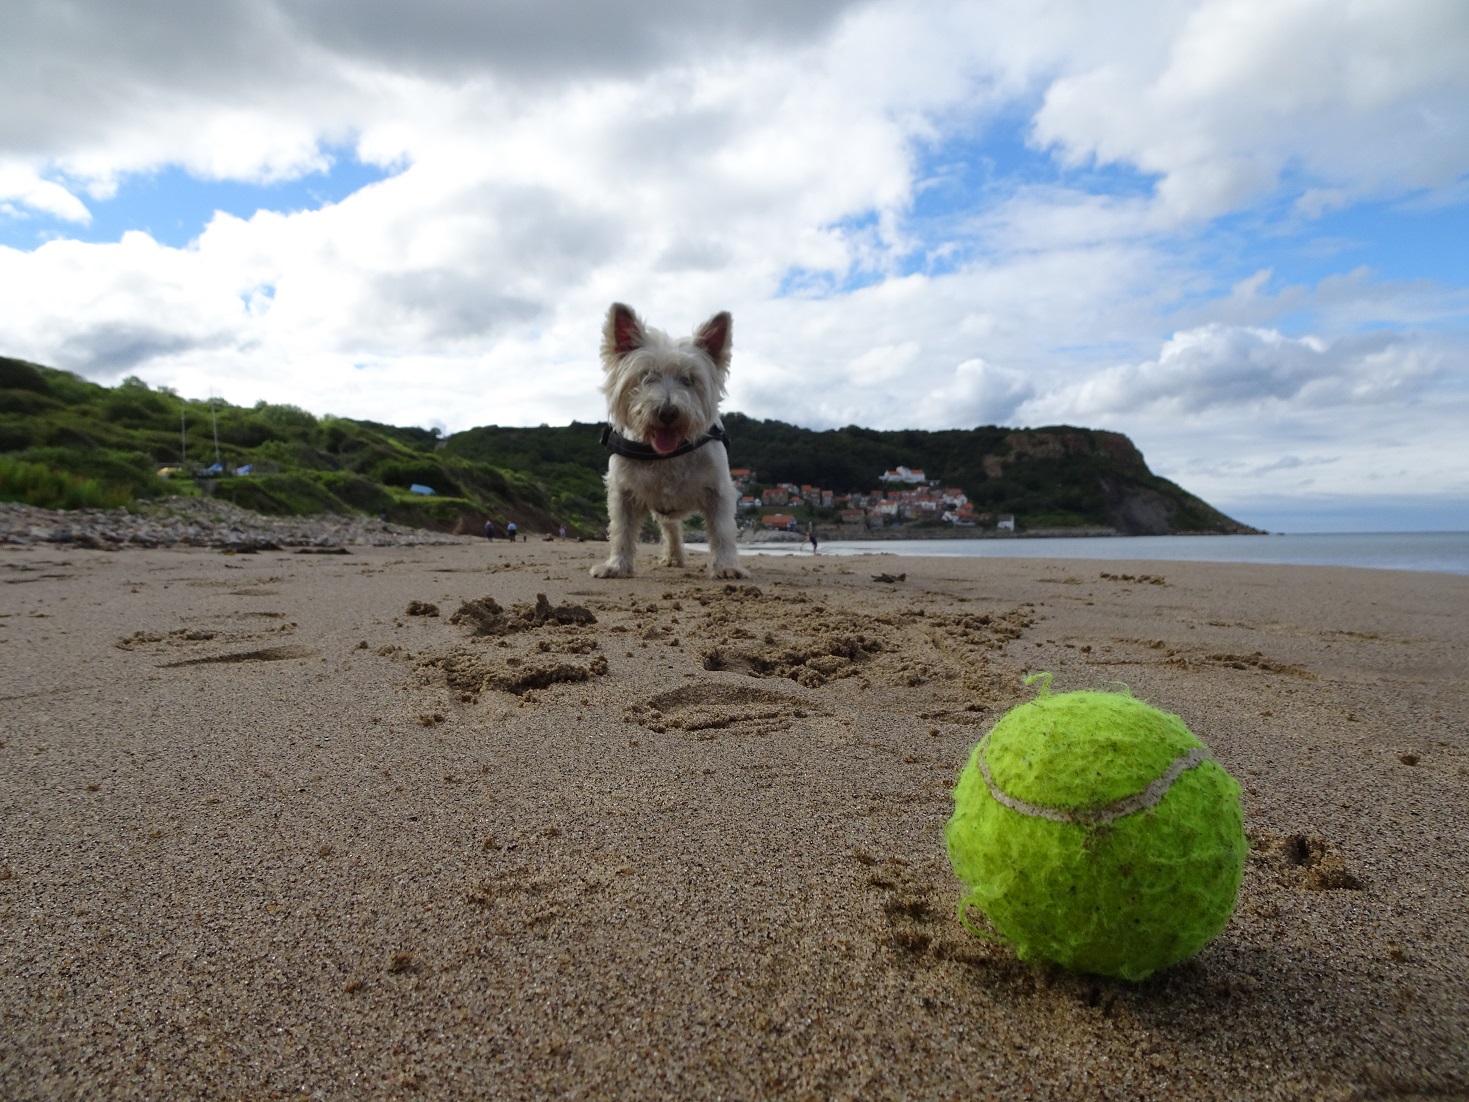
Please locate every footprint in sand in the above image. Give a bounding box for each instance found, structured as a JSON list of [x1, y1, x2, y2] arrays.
[[1169, 650, 1316, 678], [115, 619, 298, 652], [622, 680, 826, 737]]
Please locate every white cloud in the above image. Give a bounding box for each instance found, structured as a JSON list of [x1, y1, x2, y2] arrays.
[[0, 0, 1466, 525], [0, 166, 91, 223], [1035, 324, 1451, 419], [1019, 323, 1468, 515], [1033, 0, 1469, 218], [915, 358, 1035, 428]]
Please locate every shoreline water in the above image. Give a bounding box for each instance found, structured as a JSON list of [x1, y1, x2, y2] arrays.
[[4, 500, 1465, 574], [699, 530, 1469, 575]]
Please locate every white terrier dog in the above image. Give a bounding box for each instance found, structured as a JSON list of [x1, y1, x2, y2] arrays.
[[591, 302, 749, 579]]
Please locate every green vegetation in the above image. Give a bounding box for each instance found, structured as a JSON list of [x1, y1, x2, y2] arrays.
[[443, 422, 609, 527], [717, 414, 1256, 535], [0, 355, 1253, 535], [0, 455, 133, 510], [0, 356, 598, 534]]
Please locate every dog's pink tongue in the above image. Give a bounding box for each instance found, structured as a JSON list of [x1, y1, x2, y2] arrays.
[[652, 428, 684, 454]]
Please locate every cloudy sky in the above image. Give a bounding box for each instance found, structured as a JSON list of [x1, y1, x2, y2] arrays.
[[2, 0, 1466, 531]]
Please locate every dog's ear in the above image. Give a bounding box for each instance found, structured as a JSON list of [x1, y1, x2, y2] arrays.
[[603, 303, 645, 360], [694, 311, 732, 370]]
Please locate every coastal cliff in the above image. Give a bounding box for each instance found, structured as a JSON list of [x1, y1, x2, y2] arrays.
[[718, 415, 1261, 536]]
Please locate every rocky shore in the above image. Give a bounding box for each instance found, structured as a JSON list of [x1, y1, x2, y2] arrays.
[[0, 498, 473, 550]]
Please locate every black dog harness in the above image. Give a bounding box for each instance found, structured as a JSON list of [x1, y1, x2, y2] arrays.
[[599, 422, 729, 461]]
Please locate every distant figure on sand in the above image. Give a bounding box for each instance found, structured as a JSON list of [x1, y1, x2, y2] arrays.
[[484, 519, 496, 541], [806, 522, 819, 553], [507, 521, 518, 541]]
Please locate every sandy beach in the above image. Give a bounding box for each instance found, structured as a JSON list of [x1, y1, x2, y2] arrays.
[[1, 537, 1465, 1101]]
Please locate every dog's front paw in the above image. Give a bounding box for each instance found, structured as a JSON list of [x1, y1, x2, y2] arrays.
[[590, 560, 633, 579], [710, 563, 751, 580]]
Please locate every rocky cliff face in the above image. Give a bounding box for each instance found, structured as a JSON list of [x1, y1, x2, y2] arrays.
[[1099, 478, 1181, 535], [978, 427, 1260, 535]]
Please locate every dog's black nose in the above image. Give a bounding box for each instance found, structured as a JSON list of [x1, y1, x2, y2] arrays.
[[657, 406, 679, 426]]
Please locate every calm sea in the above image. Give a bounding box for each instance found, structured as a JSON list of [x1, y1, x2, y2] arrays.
[[703, 532, 1469, 575]]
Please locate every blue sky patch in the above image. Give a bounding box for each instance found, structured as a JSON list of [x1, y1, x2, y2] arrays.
[[0, 147, 398, 251], [771, 108, 1469, 349], [1205, 187, 1469, 293]]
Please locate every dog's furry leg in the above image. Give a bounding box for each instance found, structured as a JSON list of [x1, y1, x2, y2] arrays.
[[703, 484, 749, 579], [658, 516, 686, 567], [592, 485, 640, 578]]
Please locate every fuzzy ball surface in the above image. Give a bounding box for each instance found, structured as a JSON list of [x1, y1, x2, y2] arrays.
[[945, 686, 1247, 981]]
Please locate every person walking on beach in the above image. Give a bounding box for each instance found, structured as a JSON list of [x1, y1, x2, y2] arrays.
[[484, 519, 496, 541], [507, 521, 518, 542], [806, 522, 819, 553]]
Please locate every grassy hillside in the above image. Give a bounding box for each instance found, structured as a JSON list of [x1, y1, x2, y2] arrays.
[[0, 355, 1255, 535], [0, 357, 599, 534]]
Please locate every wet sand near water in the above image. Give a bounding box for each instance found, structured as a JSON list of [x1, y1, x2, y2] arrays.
[[1, 540, 1466, 1100]]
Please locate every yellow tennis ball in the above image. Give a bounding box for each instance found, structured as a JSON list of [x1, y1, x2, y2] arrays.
[[946, 677, 1247, 981]]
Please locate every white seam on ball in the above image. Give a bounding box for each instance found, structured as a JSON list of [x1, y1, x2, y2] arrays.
[[976, 737, 1214, 825]]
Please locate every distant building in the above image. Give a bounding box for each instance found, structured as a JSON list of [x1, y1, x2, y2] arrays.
[[996, 514, 1015, 531], [761, 513, 797, 530], [879, 466, 927, 484]]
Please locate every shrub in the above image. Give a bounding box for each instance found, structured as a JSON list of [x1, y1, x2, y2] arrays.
[[252, 402, 318, 434], [0, 358, 51, 393], [317, 472, 391, 512], [17, 445, 165, 493], [0, 389, 62, 416], [0, 456, 132, 510], [369, 458, 461, 497], [216, 473, 348, 516]]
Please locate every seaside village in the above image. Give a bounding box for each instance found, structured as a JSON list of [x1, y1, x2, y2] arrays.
[[730, 464, 1014, 533]]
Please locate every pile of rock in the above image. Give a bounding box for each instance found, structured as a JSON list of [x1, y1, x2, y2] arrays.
[[0, 498, 472, 551]]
